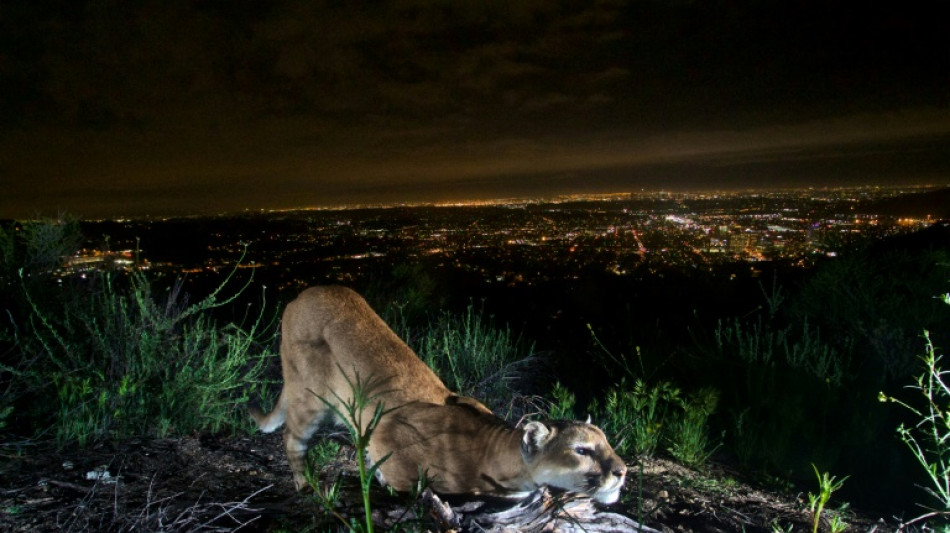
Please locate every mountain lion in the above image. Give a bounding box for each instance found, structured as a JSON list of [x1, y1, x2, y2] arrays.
[[249, 286, 626, 503]]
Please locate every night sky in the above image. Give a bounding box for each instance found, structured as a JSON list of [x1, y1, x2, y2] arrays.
[[2, 1, 948, 219]]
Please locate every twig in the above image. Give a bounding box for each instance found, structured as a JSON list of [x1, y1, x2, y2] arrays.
[[118, 481, 271, 532], [46, 478, 93, 493], [899, 510, 950, 531], [203, 484, 271, 528]]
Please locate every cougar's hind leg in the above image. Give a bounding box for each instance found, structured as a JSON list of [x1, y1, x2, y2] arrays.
[[283, 426, 311, 491], [282, 397, 333, 491]]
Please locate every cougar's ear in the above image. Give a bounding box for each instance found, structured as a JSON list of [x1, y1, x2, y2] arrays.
[[522, 421, 553, 455], [584, 414, 592, 425]]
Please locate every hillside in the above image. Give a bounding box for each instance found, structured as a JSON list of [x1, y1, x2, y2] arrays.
[[0, 432, 894, 532], [859, 187, 950, 219], [3, 217, 949, 531]]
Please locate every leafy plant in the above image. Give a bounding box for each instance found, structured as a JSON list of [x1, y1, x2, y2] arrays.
[[770, 521, 795, 533], [808, 464, 848, 533], [881, 328, 950, 529], [310, 368, 395, 533]]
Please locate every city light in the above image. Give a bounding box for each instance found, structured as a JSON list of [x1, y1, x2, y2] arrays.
[[64, 185, 945, 288]]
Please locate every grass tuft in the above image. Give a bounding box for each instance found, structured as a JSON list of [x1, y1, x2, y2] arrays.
[[394, 300, 536, 412]]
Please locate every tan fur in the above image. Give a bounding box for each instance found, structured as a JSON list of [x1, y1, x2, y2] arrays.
[[250, 286, 626, 503], [375, 402, 628, 504]]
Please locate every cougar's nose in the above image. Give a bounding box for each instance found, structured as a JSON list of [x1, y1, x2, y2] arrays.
[[613, 462, 628, 479]]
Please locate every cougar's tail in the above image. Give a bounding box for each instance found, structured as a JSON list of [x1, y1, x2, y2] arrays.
[[248, 393, 286, 433]]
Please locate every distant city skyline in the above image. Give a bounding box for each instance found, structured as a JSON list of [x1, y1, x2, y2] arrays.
[[2, 2, 947, 220], [64, 186, 944, 292]]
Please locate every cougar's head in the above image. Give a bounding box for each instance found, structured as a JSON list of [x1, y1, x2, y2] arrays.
[[521, 419, 627, 504]]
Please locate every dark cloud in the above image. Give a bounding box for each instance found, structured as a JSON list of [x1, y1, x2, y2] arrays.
[[1, 1, 947, 219]]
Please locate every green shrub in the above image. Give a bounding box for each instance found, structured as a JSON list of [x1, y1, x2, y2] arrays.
[[708, 302, 856, 473], [14, 215, 82, 275], [595, 378, 682, 459], [587, 325, 720, 468], [0, 222, 16, 283], [789, 247, 950, 381], [307, 440, 343, 477], [367, 263, 443, 327], [403, 300, 535, 411], [547, 381, 577, 420], [4, 247, 276, 445], [668, 387, 722, 467], [714, 316, 849, 387], [699, 270, 950, 508]]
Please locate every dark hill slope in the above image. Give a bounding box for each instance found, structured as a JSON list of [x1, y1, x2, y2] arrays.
[[859, 187, 950, 219]]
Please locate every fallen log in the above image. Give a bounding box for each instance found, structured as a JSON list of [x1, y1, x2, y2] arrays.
[[419, 488, 662, 533]]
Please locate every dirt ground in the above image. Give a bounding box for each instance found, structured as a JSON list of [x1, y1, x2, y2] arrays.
[[0, 432, 897, 532]]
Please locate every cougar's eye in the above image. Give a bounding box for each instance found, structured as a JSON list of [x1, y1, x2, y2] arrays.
[[574, 446, 592, 457]]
